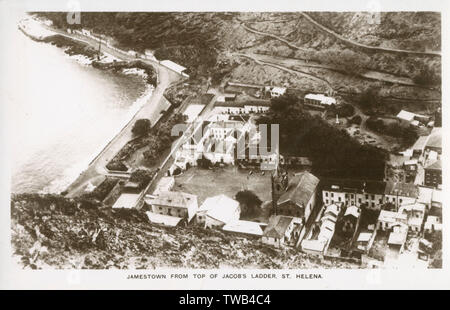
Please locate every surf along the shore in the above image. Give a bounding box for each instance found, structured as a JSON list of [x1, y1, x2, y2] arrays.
[[16, 16, 182, 195]]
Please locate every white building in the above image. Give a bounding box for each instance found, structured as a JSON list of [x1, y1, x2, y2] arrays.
[[377, 210, 407, 231], [145, 191, 198, 223], [222, 220, 266, 237], [270, 87, 287, 98], [160, 60, 189, 77], [424, 216, 442, 234], [304, 94, 336, 110], [196, 194, 241, 228]]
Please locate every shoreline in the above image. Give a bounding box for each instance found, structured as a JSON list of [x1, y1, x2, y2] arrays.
[[17, 18, 162, 195]]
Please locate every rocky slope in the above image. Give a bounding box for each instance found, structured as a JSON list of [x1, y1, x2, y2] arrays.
[[11, 194, 359, 269]]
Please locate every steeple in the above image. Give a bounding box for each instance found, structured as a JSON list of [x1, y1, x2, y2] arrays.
[[271, 148, 288, 215]]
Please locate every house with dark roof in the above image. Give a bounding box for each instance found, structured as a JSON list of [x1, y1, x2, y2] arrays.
[[274, 172, 320, 221], [261, 215, 303, 248], [424, 159, 442, 188]]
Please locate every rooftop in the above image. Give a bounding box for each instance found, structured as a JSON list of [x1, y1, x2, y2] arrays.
[[112, 193, 141, 209], [357, 232, 373, 242], [146, 212, 183, 227], [222, 220, 265, 236], [321, 178, 386, 195], [305, 93, 336, 105], [397, 110, 415, 121], [388, 231, 407, 246], [425, 159, 441, 170], [146, 191, 197, 209], [278, 172, 320, 207], [199, 194, 240, 224], [263, 215, 298, 239], [160, 60, 186, 73], [426, 127, 442, 149], [384, 181, 418, 198]]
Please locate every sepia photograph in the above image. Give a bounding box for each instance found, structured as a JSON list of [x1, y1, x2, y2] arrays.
[[0, 0, 448, 290]]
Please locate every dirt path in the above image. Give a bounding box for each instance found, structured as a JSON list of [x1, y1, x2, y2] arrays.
[[246, 53, 419, 87], [299, 12, 441, 57], [234, 52, 334, 92]]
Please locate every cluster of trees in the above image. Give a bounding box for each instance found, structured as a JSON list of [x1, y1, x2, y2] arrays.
[[366, 117, 418, 146], [235, 190, 262, 217], [129, 169, 156, 189], [142, 113, 187, 164], [413, 63, 441, 86], [258, 95, 387, 180], [355, 87, 381, 114], [132, 119, 151, 136]]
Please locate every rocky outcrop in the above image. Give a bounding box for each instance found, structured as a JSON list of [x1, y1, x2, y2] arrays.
[[11, 194, 360, 269]]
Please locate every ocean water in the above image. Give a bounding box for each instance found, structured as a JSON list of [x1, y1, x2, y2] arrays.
[[4, 29, 148, 194]]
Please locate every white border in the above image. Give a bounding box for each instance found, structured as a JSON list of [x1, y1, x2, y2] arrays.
[[0, 0, 449, 290]]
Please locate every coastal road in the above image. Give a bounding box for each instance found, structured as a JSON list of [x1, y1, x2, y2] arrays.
[[53, 30, 184, 197]]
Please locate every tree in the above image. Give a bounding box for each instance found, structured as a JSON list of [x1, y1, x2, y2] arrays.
[[129, 169, 155, 189], [349, 115, 362, 125], [357, 87, 380, 113], [235, 190, 262, 216], [132, 119, 151, 136], [413, 64, 441, 86]]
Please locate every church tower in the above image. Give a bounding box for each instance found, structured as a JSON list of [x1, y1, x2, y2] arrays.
[[271, 152, 288, 215]]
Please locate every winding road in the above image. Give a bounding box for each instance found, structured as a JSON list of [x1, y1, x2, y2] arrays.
[[299, 12, 441, 57], [242, 14, 441, 58]]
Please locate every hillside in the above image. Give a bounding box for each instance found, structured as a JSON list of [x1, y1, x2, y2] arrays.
[[35, 12, 441, 84], [11, 194, 359, 269]]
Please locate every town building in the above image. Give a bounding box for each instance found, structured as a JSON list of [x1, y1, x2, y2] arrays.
[[339, 205, 360, 236], [160, 60, 189, 77], [356, 230, 376, 253], [377, 210, 407, 231], [222, 220, 266, 238], [112, 192, 143, 210], [274, 171, 320, 221], [261, 215, 303, 248], [386, 223, 408, 258], [265, 86, 287, 98], [424, 215, 442, 234], [144, 191, 198, 223], [399, 203, 426, 233], [424, 159, 442, 188], [425, 127, 442, 154], [321, 179, 386, 209], [384, 181, 418, 210], [196, 194, 240, 228], [304, 93, 336, 110], [301, 204, 340, 255], [403, 159, 418, 183], [396, 110, 429, 127]]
